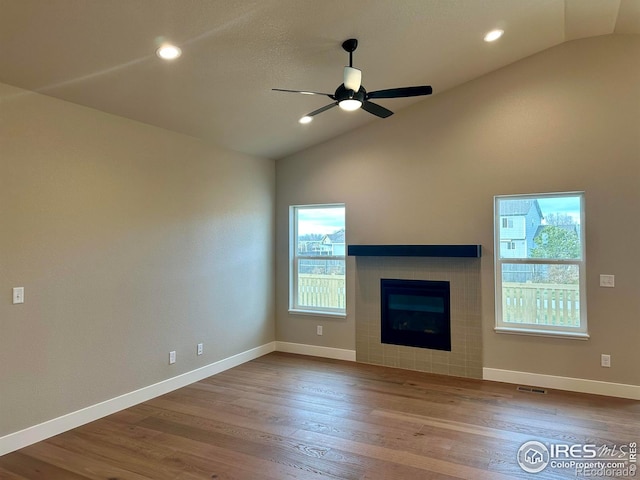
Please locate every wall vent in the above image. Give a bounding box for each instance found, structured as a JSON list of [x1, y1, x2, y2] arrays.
[[517, 385, 548, 394]]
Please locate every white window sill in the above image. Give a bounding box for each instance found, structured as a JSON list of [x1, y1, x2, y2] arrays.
[[289, 309, 347, 319], [495, 327, 589, 340]]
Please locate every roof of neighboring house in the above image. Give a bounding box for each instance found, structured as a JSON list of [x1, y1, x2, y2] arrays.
[[500, 199, 543, 219], [323, 228, 345, 244]]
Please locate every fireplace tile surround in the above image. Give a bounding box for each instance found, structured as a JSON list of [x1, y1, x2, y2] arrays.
[[354, 256, 482, 379]]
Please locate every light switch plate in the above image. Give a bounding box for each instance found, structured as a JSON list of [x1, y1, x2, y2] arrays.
[[12, 287, 24, 304], [599, 274, 615, 288]]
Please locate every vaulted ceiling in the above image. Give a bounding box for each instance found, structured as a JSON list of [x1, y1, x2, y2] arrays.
[[1, 0, 638, 159]]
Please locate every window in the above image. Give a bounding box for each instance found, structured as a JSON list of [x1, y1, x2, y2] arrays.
[[494, 192, 587, 338], [290, 204, 346, 316]]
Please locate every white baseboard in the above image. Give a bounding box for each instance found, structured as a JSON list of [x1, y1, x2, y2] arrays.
[[483, 367, 640, 400], [276, 341, 356, 362], [0, 342, 277, 456]]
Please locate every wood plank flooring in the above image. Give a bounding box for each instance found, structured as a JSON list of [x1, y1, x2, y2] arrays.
[[1, 352, 638, 479]]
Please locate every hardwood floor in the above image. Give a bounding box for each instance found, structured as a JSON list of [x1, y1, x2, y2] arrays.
[[1, 352, 638, 479]]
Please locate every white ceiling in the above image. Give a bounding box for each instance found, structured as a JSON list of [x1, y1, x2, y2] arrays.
[[1, 0, 638, 159]]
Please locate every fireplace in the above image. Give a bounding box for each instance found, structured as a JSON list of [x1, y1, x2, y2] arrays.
[[381, 278, 451, 351]]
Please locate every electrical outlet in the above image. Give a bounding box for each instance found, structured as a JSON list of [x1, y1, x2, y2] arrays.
[[317, 325, 323, 336], [169, 350, 176, 364], [197, 343, 203, 356], [601, 354, 611, 368]]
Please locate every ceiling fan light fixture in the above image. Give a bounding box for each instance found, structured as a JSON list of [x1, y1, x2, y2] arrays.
[[484, 29, 504, 42], [299, 115, 313, 124], [338, 99, 362, 111]]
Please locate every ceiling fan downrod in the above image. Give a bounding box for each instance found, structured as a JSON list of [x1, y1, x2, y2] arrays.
[[342, 38, 358, 67]]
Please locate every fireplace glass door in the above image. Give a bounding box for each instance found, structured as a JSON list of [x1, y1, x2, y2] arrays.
[[381, 279, 451, 351]]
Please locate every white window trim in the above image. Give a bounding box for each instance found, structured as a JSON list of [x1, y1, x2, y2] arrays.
[[289, 203, 346, 317], [494, 192, 587, 339]]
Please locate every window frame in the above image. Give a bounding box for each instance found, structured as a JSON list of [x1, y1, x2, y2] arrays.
[[289, 203, 346, 317], [494, 192, 588, 339]]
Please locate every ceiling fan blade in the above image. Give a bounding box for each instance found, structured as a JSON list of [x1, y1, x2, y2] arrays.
[[343, 66, 362, 92], [272, 88, 334, 99], [362, 101, 394, 118], [305, 102, 339, 118], [367, 85, 433, 99]]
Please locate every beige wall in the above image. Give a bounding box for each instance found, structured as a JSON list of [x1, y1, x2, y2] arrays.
[[276, 35, 640, 386], [0, 83, 275, 436]]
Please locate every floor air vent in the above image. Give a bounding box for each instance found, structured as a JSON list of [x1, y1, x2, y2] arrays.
[[517, 385, 548, 394]]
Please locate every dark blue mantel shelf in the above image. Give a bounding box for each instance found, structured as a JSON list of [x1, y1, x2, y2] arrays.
[[347, 245, 482, 258]]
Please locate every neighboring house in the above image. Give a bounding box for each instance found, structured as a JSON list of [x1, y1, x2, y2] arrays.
[[320, 228, 346, 256], [499, 199, 543, 282], [499, 199, 544, 257], [297, 229, 345, 256], [297, 229, 346, 275], [297, 240, 322, 254]]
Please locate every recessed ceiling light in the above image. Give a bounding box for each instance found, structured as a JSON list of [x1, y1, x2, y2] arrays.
[[484, 29, 504, 42], [299, 116, 313, 124], [156, 44, 182, 60]]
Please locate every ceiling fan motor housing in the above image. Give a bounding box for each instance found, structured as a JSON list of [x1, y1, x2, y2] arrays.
[[335, 84, 366, 103]]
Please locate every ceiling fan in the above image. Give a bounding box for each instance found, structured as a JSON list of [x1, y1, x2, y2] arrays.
[[273, 38, 433, 124]]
